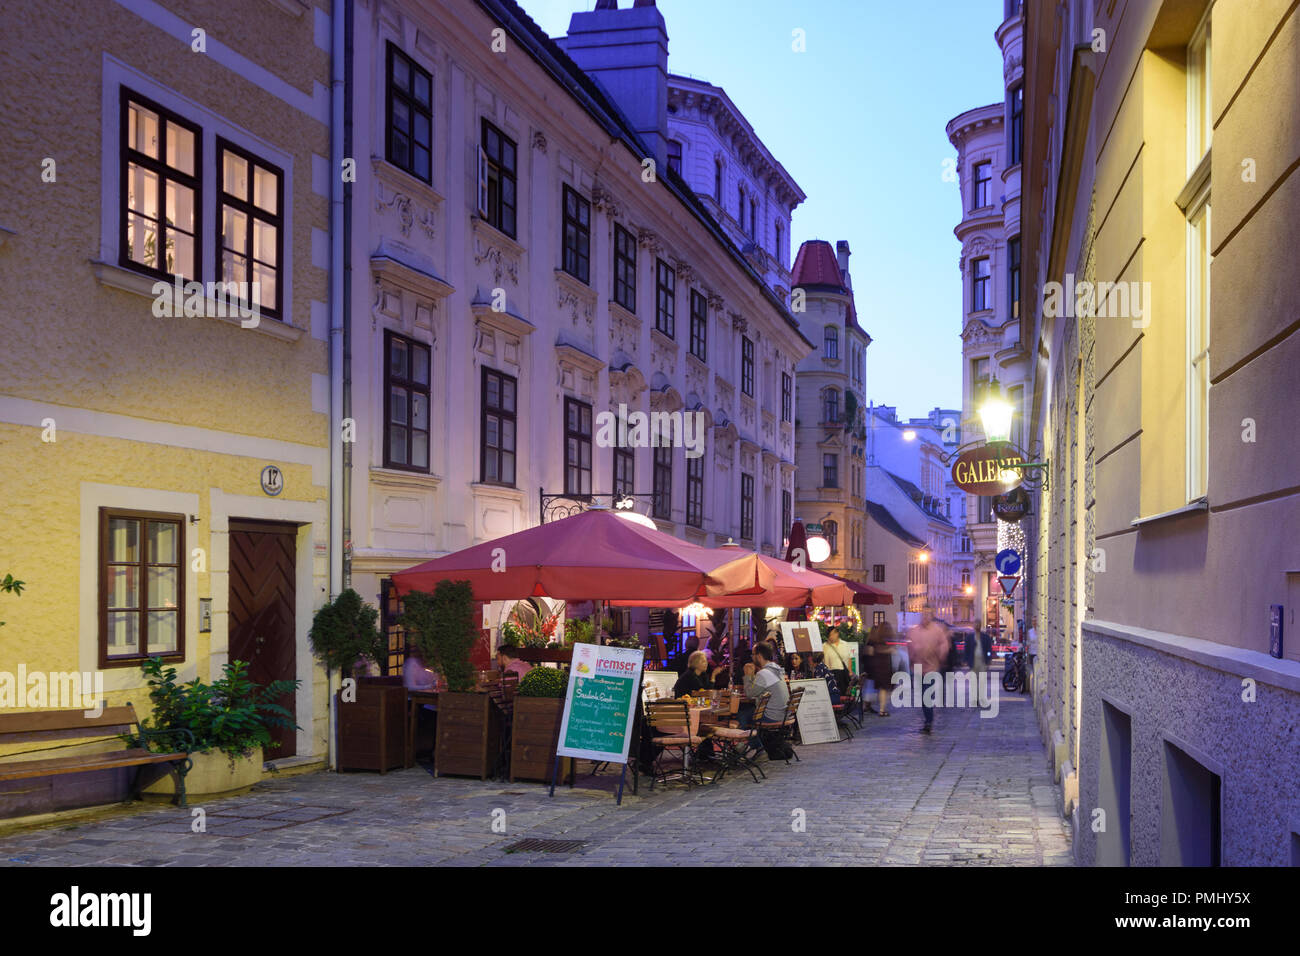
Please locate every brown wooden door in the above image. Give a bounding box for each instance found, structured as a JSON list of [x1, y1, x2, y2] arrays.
[[228, 519, 298, 759]]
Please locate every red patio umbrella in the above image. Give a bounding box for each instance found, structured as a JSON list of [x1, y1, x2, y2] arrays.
[[816, 570, 892, 606], [389, 508, 762, 602], [611, 549, 857, 608]]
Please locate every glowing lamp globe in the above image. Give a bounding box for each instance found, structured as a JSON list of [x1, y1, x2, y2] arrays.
[[806, 535, 831, 564], [979, 380, 1014, 446]]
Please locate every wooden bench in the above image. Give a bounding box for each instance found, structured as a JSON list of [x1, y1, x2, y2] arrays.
[[0, 704, 192, 811]]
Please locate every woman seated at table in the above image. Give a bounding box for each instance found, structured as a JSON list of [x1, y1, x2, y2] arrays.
[[786, 651, 812, 680], [674, 651, 724, 697], [811, 653, 842, 706]]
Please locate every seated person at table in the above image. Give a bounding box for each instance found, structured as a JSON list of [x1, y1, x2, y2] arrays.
[[496, 645, 532, 681], [786, 651, 812, 680], [742, 641, 790, 725], [403, 651, 438, 691], [674, 651, 723, 697], [811, 653, 841, 706]]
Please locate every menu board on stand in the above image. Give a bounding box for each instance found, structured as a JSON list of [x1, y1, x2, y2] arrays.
[[550, 643, 645, 804], [788, 678, 841, 745]]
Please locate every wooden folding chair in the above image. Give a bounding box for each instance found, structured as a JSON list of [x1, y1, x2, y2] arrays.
[[764, 687, 804, 764], [709, 691, 770, 782], [645, 699, 705, 789]]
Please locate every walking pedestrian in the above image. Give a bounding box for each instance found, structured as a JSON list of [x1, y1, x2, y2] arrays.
[[971, 625, 989, 706], [822, 625, 853, 698], [866, 622, 896, 716], [1025, 623, 1038, 695], [907, 604, 951, 734]]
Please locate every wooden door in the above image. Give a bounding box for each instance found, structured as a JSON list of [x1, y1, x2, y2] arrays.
[[228, 519, 298, 759]]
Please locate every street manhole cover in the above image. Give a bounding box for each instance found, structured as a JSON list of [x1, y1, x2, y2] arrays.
[[503, 838, 585, 854]]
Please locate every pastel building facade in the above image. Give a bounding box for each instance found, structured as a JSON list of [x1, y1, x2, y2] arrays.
[[343, 0, 813, 629], [0, 0, 333, 766], [1021, 0, 1300, 865], [947, 0, 1031, 634], [790, 240, 871, 582]]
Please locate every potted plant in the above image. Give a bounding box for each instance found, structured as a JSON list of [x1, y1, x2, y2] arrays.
[[403, 580, 500, 779], [132, 657, 299, 798], [563, 617, 594, 647], [309, 589, 404, 773], [510, 666, 572, 783], [503, 603, 569, 662]]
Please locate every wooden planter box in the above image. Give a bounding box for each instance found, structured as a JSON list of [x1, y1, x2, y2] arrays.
[[510, 696, 572, 783], [434, 691, 500, 780], [512, 646, 574, 664], [336, 676, 406, 773]]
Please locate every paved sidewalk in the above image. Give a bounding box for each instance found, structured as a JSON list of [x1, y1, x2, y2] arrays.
[[0, 691, 1071, 866]]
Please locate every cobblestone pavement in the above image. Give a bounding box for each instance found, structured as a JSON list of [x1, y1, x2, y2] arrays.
[[0, 691, 1072, 866]]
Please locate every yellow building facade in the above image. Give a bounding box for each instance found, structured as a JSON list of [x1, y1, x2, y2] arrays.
[[0, 0, 333, 765], [1023, 0, 1300, 865]]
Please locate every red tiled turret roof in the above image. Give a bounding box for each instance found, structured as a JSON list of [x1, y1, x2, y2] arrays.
[[790, 239, 847, 292]]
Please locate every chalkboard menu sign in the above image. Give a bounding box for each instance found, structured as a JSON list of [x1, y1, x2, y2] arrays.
[[556, 643, 645, 763]]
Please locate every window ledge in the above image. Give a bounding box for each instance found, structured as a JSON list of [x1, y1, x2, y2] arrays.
[[651, 326, 679, 352], [554, 266, 593, 294], [470, 482, 524, 501], [608, 299, 639, 324], [471, 215, 524, 257], [686, 351, 708, 373], [91, 261, 303, 343], [372, 155, 445, 209], [369, 466, 441, 491], [1130, 497, 1208, 529]]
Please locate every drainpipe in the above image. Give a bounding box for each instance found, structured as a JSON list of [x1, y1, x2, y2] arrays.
[[342, 0, 354, 600], [327, 0, 351, 770]]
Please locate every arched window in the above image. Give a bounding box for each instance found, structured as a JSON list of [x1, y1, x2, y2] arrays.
[[823, 387, 840, 424], [824, 520, 838, 555], [823, 325, 839, 359]]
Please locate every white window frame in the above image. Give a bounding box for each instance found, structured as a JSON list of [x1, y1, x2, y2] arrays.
[[1182, 12, 1212, 503], [97, 57, 297, 326]]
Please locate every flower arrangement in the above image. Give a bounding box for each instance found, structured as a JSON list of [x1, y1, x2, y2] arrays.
[[499, 605, 562, 648]]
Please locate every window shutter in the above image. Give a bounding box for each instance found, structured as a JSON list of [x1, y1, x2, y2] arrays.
[[476, 145, 489, 217]]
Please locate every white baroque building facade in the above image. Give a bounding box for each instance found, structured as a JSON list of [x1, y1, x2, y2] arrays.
[[343, 0, 813, 613], [946, 0, 1030, 635], [665, 75, 805, 301]]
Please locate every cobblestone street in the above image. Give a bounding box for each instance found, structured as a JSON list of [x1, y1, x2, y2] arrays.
[[0, 691, 1072, 867]]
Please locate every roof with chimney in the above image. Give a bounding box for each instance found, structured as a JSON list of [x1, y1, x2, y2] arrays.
[[475, 0, 812, 347], [885, 470, 955, 528], [791, 239, 867, 335], [865, 500, 926, 548]]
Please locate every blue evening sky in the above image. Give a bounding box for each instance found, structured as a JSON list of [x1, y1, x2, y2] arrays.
[[519, 0, 1006, 417]]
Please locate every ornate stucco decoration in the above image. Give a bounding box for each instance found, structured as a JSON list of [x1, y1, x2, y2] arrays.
[[730, 312, 748, 334], [637, 228, 663, 255], [531, 129, 547, 153], [673, 259, 695, 285], [591, 183, 619, 217], [473, 229, 520, 286]]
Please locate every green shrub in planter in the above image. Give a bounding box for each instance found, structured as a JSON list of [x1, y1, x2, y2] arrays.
[[309, 588, 385, 678], [563, 618, 594, 646], [517, 667, 567, 698], [402, 580, 477, 692]]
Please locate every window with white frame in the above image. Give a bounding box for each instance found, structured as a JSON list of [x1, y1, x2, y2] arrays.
[[1183, 12, 1212, 502]]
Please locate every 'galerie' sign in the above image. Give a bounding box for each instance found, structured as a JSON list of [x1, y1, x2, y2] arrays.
[[951, 444, 1025, 496]]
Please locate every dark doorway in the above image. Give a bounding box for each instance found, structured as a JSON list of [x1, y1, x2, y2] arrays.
[[228, 519, 299, 759]]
